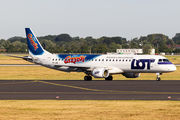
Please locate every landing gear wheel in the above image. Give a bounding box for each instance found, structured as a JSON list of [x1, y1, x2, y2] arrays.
[[84, 76, 92, 81], [156, 73, 161, 81], [156, 77, 161, 81], [105, 76, 113, 81]]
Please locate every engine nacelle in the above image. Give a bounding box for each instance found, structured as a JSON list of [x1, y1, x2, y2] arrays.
[[92, 68, 109, 78], [122, 73, 140, 78]]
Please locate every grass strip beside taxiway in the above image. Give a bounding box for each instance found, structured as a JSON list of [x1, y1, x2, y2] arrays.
[[0, 100, 180, 120]]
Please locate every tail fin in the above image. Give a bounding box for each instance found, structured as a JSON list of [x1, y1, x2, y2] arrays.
[[25, 28, 44, 55]]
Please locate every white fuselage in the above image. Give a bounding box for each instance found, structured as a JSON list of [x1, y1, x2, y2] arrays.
[[34, 53, 176, 74]]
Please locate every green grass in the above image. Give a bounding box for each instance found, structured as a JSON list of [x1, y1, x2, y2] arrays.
[[0, 66, 179, 80], [0, 100, 180, 120]]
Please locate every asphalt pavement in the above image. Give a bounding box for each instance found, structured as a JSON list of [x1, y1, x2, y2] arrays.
[[0, 80, 180, 100]]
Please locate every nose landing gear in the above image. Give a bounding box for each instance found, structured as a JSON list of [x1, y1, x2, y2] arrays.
[[156, 77, 161, 81], [156, 73, 162, 81]]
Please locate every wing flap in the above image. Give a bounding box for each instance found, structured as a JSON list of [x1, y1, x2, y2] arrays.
[[54, 64, 92, 69]]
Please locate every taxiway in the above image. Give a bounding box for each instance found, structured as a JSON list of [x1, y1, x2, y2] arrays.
[[0, 80, 180, 100]]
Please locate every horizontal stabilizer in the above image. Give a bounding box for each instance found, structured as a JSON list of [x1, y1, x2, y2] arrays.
[[5, 54, 32, 61]]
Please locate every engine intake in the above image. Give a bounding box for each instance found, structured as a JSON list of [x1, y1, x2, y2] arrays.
[[92, 68, 109, 78]]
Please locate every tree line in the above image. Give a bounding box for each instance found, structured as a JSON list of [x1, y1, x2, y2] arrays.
[[1, 33, 180, 54]]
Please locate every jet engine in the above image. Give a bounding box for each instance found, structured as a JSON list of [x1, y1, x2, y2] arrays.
[[92, 68, 109, 78], [122, 73, 140, 78]]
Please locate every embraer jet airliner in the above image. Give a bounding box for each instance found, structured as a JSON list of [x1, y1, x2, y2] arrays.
[[10, 28, 177, 81]]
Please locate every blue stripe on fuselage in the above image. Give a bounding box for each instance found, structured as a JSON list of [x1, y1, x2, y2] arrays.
[[158, 62, 173, 65]]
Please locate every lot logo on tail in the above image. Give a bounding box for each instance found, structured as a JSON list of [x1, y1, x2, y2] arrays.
[[64, 55, 86, 64], [28, 34, 38, 50]]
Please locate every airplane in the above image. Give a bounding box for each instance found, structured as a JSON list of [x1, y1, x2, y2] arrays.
[[8, 28, 177, 81]]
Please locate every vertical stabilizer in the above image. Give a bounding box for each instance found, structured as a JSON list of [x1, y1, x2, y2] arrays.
[[25, 28, 44, 55]]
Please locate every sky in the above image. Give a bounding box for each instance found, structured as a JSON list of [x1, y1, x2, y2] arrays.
[[0, 0, 180, 40]]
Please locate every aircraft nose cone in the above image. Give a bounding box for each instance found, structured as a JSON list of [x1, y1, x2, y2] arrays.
[[168, 65, 177, 72]]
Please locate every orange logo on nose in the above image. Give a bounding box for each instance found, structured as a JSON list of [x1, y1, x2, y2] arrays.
[[28, 34, 38, 50]]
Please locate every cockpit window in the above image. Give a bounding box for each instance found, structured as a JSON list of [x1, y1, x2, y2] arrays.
[[159, 59, 170, 62], [158, 59, 162, 62], [163, 59, 169, 62]]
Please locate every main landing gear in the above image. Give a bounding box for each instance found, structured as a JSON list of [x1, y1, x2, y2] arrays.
[[105, 76, 113, 81], [84, 75, 113, 81], [84, 76, 92, 81], [156, 73, 162, 81]]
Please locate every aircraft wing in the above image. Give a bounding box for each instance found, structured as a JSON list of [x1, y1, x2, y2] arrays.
[[54, 64, 124, 74], [54, 64, 98, 70]]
